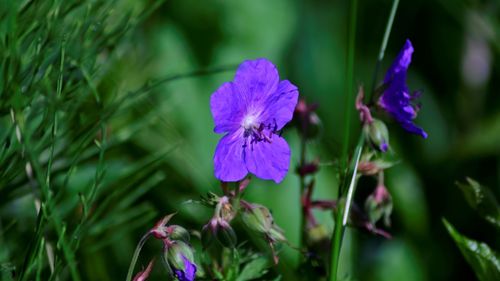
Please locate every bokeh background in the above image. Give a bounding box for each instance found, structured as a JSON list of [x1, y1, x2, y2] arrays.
[[1, 0, 499, 280]]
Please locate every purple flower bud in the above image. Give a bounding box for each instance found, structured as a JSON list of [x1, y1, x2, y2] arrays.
[[164, 240, 197, 281], [173, 255, 197, 281]]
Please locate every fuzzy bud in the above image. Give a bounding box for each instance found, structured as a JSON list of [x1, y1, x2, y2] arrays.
[[364, 118, 389, 152], [241, 203, 273, 233]]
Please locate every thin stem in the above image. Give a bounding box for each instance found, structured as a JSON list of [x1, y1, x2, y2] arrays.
[[330, 0, 358, 279], [329, 137, 363, 281], [126, 232, 152, 281], [299, 135, 307, 248], [369, 0, 400, 99]]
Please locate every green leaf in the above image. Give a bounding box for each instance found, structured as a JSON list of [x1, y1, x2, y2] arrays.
[[456, 178, 500, 229], [236, 256, 271, 281], [443, 219, 500, 281]]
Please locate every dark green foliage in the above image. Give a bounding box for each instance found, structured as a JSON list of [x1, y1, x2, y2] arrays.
[[0, 1, 165, 280], [443, 219, 500, 281], [443, 178, 500, 281], [456, 178, 500, 229]]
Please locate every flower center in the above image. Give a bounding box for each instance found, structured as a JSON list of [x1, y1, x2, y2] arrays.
[[241, 116, 280, 151], [242, 114, 258, 130]]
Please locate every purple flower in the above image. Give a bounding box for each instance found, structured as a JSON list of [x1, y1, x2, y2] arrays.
[[210, 58, 299, 183], [174, 255, 196, 281], [379, 39, 428, 138]]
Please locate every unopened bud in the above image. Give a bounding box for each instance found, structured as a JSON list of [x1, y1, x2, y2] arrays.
[[364, 185, 393, 226], [216, 219, 237, 248], [364, 118, 389, 152], [164, 240, 196, 279], [294, 99, 321, 139], [202, 218, 237, 248], [267, 225, 286, 243], [167, 225, 190, 242], [241, 203, 273, 233], [201, 220, 216, 248]]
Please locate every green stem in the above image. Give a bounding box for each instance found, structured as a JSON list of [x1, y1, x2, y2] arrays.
[[369, 0, 400, 99], [125, 232, 151, 281], [329, 0, 400, 279], [339, 0, 358, 177], [330, 0, 358, 279], [329, 138, 363, 281]]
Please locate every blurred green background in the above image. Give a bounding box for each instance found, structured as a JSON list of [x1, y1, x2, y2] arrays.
[[1, 0, 499, 280]]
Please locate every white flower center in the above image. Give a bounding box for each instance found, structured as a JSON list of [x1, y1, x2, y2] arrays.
[[242, 114, 257, 130]]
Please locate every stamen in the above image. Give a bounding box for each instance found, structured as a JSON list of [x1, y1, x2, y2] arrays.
[[241, 119, 280, 150]]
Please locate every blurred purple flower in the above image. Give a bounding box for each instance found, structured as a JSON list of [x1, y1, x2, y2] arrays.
[[379, 39, 428, 138], [174, 255, 196, 281], [210, 58, 299, 183]]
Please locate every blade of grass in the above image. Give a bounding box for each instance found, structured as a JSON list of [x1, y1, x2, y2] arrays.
[[330, 0, 358, 279], [338, 0, 358, 177], [369, 0, 400, 98]]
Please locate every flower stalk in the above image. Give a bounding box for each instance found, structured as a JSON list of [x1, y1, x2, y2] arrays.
[[329, 0, 400, 280]]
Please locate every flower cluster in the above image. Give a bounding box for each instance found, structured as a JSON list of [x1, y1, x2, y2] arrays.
[[353, 39, 427, 234], [129, 45, 428, 280]]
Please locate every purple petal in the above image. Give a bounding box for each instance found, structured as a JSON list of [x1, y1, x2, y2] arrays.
[[399, 120, 428, 139], [260, 80, 299, 130], [384, 39, 413, 84], [210, 82, 244, 134], [174, 255, 197, 281], [182, 256, 197, 281], [245, 136, 291, 183], [233, 58, 279, 107], [214, 131, 248, 181], [379, 39, 428, 139]]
